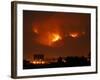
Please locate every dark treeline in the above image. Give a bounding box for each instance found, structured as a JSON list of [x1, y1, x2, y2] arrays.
[[23, 56, 90, 69]]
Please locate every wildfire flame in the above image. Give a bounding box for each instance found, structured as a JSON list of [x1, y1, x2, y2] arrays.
[[46, 32, 62, 46], [50, 33, 62, 42], [69, 33, 79, 38], [33, 25, 84, 47], [33, 28, 38, 34]]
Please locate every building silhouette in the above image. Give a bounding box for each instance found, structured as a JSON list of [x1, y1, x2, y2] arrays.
[[33, 54, 44, 60]]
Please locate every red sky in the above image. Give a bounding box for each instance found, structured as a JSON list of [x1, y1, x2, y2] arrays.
[[23, 10, 90, 61]]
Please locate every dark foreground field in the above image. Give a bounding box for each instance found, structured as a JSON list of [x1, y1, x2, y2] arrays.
[[23, 56, 90, 69]]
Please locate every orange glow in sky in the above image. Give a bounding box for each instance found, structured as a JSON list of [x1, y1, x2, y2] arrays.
[[49, 33, 62, 42], [34, 31, 62, 47], [33, 28, 38, 34], [69, 33, 79, 38], [23, 11, 90, 62]]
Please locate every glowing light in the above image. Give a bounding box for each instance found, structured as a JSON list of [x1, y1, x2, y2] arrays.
[[33, 61, 37, 64], [69, 33, 79, 38], [41, 61, 45, 64], [33, 28, 38, 34], [32, 61, 46, 64], [50, 33, 62, 42]]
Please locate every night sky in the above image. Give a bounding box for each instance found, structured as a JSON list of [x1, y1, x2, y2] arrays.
[[23, 10, 91, 61]]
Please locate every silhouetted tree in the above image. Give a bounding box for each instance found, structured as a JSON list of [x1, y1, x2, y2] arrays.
[[64, 56, 90, 66], [57, 57, 63, 63]]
